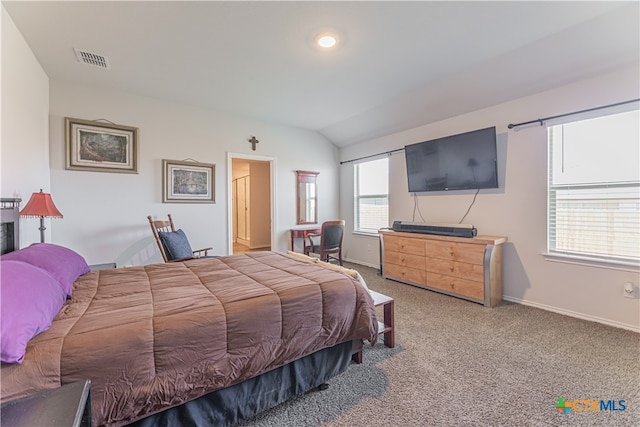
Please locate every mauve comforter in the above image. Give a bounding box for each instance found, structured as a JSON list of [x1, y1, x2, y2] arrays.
[[1, 252, 378, 426]]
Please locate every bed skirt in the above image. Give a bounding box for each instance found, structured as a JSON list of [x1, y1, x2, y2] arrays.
[[127, 340, 355, 426]]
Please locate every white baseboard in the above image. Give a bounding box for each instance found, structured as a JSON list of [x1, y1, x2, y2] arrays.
[[250, 244, 270, 250], [344, 258, 639, 333], [503, 295, 640, 333], [344, 257, 380, 270]]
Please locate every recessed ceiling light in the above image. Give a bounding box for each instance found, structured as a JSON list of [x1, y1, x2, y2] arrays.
[[315, 33, 337, 49]]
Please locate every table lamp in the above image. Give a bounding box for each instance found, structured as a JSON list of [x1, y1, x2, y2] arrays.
[[19, 189, 63, 243]]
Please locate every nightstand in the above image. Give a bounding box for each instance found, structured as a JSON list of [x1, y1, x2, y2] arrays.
[[0, 380, 92, 427]]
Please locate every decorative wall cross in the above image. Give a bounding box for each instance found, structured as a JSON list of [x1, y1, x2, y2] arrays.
[[248, 136, 259, 151]]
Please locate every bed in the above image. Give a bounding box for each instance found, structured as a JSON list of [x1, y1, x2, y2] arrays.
[[0, 235, 378, 426]]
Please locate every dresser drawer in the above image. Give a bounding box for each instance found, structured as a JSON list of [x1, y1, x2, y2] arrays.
[[426, 258, 484, 282], [384, 263, 426, 285], [384, 237, 426, 256], [426, 240, 485, 265], [384, 250, 426, 269], [427, 272, 484, 300]]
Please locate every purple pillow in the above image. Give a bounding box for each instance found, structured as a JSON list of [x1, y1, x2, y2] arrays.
[[0, 260, 67, 364], [2, 243, 90, 297]]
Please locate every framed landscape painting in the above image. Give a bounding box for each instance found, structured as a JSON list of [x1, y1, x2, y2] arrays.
[[163, 159, 215, 203], [65, 117, 138, 173]]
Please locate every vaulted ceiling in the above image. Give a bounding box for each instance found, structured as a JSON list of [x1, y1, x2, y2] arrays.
[[3, 1, 639, 147]]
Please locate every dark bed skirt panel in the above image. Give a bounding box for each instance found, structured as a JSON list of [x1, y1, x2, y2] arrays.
[[128, 340, 354, 427]]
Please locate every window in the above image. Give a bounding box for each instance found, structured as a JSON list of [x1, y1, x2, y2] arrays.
[[354, 157, 389, 233], [547, 108, 639, 266]]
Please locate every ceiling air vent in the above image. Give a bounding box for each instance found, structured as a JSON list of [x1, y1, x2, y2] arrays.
[[73, 48, 111, 69]]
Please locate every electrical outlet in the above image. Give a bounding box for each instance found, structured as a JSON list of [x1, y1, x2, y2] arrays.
[[623, 282, 636, 299]]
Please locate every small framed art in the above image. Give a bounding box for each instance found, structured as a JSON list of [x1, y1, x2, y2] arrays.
[[162, 159, 215, 203], [65, 117, 138, 173]]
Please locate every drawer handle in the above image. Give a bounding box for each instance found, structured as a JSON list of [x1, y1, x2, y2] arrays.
[[449, 266, 454, 272], [449, 250, 454, 256], [449, 282, 455, 289]]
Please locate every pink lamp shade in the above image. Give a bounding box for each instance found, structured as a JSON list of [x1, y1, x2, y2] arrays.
[[19, 189, 63, 243]]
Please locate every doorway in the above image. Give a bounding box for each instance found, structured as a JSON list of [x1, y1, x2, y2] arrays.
[[228, 153, 276, 255]]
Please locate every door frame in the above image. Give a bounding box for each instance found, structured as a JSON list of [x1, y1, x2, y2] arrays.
[[227, 152, 277, 255]]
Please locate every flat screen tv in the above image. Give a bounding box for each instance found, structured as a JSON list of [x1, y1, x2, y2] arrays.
[[404, 126, 498, 192]]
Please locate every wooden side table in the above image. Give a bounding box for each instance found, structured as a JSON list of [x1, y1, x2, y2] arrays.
[[369, 290, 395, 348], [351, 290, 395, 364], [289, 227, 321, 253], [1, 380, 91, 427]]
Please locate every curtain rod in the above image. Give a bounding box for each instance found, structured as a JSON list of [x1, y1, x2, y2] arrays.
[[507, 98, 639, 130], [340, 147, 404, 165], [341, 98, 638, 163]]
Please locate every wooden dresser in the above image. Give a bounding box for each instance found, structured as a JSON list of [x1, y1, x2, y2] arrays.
[[380, 230, 507, 307]]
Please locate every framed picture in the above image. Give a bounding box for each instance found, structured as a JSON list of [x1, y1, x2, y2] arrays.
[[163, 159, 215, 203], [65, 117, 138, 173]]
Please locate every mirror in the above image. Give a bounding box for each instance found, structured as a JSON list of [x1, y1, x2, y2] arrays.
[[296, 170, 319, 225]]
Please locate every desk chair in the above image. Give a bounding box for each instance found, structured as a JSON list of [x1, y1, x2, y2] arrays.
[[305, 220, 345, 265], [147, 214, 213, 262]]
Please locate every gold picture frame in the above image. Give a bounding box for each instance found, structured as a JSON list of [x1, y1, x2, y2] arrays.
[[65, 117, 138, 173], [162, 159, 215, 203]]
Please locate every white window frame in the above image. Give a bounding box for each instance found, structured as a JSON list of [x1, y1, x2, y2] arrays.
[[354, 157, 389, 235], [545, 104, 640, 271]]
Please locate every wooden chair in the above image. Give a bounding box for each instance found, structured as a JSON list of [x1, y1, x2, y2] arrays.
[[147, 214, 213, 262], [305, 220, 345, 265]]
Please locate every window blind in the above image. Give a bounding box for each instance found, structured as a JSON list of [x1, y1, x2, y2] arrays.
[[356, 195, 389, 232], [548, 183, 640, 262]]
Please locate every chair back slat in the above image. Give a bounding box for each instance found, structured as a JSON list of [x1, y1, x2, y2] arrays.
[[147, 214, 177, 262]]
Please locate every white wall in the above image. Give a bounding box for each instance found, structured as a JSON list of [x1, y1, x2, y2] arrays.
[[2, 11, 340, 265], [1, 5, 50, 245], [47, 81, 339, 266], [340, 65, 640, 332]]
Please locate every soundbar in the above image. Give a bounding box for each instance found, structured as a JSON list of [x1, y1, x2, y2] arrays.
[[391, 221, 477, 238]]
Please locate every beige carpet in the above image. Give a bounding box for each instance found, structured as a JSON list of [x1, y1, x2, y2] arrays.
[[238, 262, 640, 426]]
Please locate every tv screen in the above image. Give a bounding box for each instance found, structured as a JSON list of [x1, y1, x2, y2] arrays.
[[404, 126, 498, 192]]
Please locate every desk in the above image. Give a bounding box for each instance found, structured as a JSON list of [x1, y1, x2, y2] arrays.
[[290, 226, 321, 253]]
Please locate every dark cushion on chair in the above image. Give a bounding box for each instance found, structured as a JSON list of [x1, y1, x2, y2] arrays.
[[158, 229, 193, 260]]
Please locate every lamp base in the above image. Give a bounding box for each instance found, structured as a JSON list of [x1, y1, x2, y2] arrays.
[[38, 217, 46, 243]]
